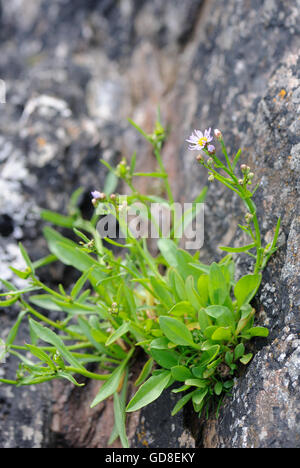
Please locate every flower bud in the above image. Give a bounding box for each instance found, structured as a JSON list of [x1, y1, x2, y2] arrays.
[[91, 191, 106, 206], [207, 157, 214, 167], [245, 213, 254, 223], [91, 190, 102, 199], [214, 129, 222, 140], [248, 172, 254, 180], [240, 164, 247, 173], [208, 174, 214, 182], [238, 179, 244, 185], [207, 145, 215, 154], [196, 154, 204, 163]]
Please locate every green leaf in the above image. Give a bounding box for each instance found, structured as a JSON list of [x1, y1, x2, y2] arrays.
[[0, 294, 20, 307], [90, 361, 127, 408], [126, 371, 171, 413], [198, 309, 211, 332], [104, 171, 119, 196], [192, 388, 208, 405], [70, 267, 94, 300], [246, 326, 269, 337], [234, 343, 245, 360], [234, 274, 262, 310], [171, 384, 191, 394], [44, 227, 105, 282], [41, 210, 75, 228], [169, 269, 187, 301], [150, 337, 170, 350], [32, 254, 57, 270], [128, 118, 150, 141], [150, 276, 173, 309], [25, 344, 56, 371], [223, 380, 234, 390], [135, 358, 154, 386], [214, 382, 223, 396], [198, 345, 220, 366], [203, 325, 218, 339], [130, 151, 137, 175], [30, 294, 63, 311], [157, 239, 179, 268], [159, 316, 196, 347], [225, 351, 233, 365], [211, 327, 232, 341], [171, 390, 197, 416], [219, 243, 256, 253], [168, 301, 195, 317], [29, 319, 85, 370], [197, 274, 209, 307], [240, 353, 253, 365], [77, 317, 107, 354], [185, 379, 207, 388], [232, 148, 242, 169], [151, 349, 179, 369], [19, 242, 34, 272], [133, 172, 167, 178], [185, 276, 202, 310], [113, 393, 129, 448], [106, 322, 130, 346], [171, 365, 193, 382], [109, 368, 129, 445], [6, 311, 27, 347], [205, 305, 235, 328], [56, 371, 85, 387], [208, 262, 228, 305], [9, 266, 30, 280]]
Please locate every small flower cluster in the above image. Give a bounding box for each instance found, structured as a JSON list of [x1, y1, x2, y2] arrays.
[[91, 191, 119, 207], [239, 164, 254, 186]]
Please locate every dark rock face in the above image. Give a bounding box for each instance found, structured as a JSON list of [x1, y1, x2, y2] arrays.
[[0, 0, 299, 448]]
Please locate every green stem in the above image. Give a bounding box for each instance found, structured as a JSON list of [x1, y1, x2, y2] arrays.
[[153, 143, 176, 236], [154, 146, 174, 205], [63, 367, 110, 381]]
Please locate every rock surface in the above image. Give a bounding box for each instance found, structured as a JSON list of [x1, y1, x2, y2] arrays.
[[0, 0, 299, 448]]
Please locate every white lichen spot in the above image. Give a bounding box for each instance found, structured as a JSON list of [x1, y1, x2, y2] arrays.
[[21, 425, 34, 441]]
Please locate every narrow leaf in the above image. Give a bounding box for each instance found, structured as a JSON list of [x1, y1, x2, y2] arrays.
[[126, 371, 171, 413]]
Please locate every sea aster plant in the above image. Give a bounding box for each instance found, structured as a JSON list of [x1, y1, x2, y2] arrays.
[[186, 128, 215, 153]]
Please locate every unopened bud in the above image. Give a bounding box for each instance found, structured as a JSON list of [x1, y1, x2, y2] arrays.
[[110, 193, 117, 201], [214, 129, 222, 140], [91, 191, 106, 206], [248, 172, 254, 180], [240, 164, 247, 173], [196, 154, 204, 163], [238, 179, 244, 185], [245, 213, 254, 223], [208, 174, 214, 182]]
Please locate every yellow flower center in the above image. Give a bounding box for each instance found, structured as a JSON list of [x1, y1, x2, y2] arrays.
[[198, 137, 208, 147]]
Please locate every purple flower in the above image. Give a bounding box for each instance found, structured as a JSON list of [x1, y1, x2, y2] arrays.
[[186, 128, 214, 151], [91, 191, 102, 200]]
